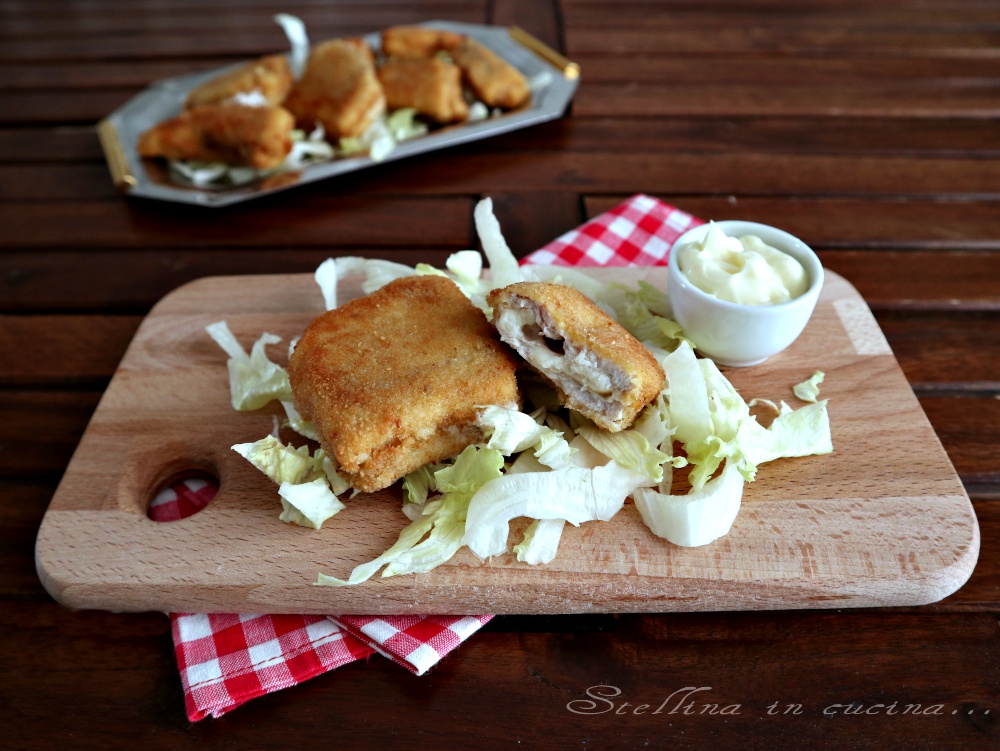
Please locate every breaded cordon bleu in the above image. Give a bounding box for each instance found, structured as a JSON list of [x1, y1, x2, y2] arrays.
[[184, 54, 293, 110], [487, 282, 665, 432], [282, 38, 386, 139], [136, 103, 295, 169], [449, 37, 530, 110], [380, 25, 465, 58], [377, 56, 468, 124], [288, 275, 521, 493]]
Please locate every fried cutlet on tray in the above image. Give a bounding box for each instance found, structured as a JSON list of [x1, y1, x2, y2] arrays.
[[282, 38, 386, 139], [487, 282, 665, 432], [377, 57, 468, 124], [184, 54, 293, 110], [380, 26, 465, 58], [450, 37, 530, 110], [137, 103, 295, 169], [288, 275, 521, 493]]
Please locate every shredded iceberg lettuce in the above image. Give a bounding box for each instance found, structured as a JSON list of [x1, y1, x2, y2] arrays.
[[634, 460, 744, 547], [461, 461, 650, 559], [232, 434, 312, 485], [513, 518, 566, 564], [633, 342, 833, 547], [233, 434, 348, 529], [314, 257, 339, 311], [273, 13, 309, 78], [332, 256, 416, 295], [474, 197, 521, 290], [574, 422, 672, 483], [206, 321, 292, 410], [793, 371, 826, 403], [318, 446, 505, 585], [279, 477, 345, 529], [213, 197, 834, 584]]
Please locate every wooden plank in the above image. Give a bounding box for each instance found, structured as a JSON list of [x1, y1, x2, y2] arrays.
[[0, 315, 140, 385], [563, 55, 1000, 85], [492, 0, 562, 51], [564, 3, 1000, 28], [0, 27, 432, 63], [879, 312, 1000, 388], [921, 396, 1000, 484], [0, 196, 477, 250], [0, 4, 485, 39], [35, 269, 978, 615], [565, 27, 1000, 56], [486, 192, 585, 255], [7, 118, 1000, 164], [0, 597, 998, 746], [0, 482, 61, 597], [810, 251, 1000, 309], [0, 390, 102, 478], [0, 249, 459, 313], [589, 196, 1000, 251], [573, 81, 1000, 118], [5, 147, 1000, 208], [6, 55, 1000, 92]]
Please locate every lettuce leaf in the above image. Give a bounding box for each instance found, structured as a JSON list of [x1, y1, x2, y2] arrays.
[[574, 422, 671, 483], [318, 446, 504, 585], [273, 13, 309, 78], [206, 321, 292, 410], [234, 434, 349, 528], [513, 518, 566, 564], [279, 477, 345, 529], [634, 460, 744, 547], [462, 461, 649, 559], [738, 400, 833, 470], [793, 371, 826, 403], [232, 434, 313, 485], [335, 256, 416, 295], [314, 257, 338, 310], [474, 198, 522, 290]]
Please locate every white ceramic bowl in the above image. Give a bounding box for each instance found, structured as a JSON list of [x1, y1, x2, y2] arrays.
[[667, 221, 824, 367]]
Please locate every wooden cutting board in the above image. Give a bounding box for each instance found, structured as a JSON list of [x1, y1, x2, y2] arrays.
[[35, 268, 979, 615]]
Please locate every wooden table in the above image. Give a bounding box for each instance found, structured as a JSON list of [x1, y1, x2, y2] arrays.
[[3, 1, 998, 747]]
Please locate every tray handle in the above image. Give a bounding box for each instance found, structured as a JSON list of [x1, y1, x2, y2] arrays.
[[97, 118, 137, 192], [509, 26, 580, 79]]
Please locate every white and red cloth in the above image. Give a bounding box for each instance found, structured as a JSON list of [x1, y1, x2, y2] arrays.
[[157, 194, 703, 722], [154, 482, 495, 721]]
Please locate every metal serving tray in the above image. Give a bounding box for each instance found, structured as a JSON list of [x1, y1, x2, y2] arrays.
[[97, 22, 580, 208]]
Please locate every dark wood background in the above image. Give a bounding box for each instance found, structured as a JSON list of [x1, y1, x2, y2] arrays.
[[2, 1, 998, 748]]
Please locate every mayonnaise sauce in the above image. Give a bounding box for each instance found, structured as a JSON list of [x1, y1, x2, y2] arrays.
[[675, 222, 808, 305]]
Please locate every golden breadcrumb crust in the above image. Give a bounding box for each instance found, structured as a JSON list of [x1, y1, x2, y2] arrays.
[[380, 26, 465, 58], [184, 54, 293, 110], [136, 104, 295, 169], [289, 275, 521, 492], [282, 38, 386, 139]]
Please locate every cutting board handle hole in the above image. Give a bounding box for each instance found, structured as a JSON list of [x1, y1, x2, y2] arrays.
[[146, 470, 220, 522]]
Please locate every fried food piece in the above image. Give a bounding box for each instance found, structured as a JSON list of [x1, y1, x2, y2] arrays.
[[282, 38, 386, 139], [184, 54, 293, 110], [487, 282, 665, 432], [381, 26, 465, 58], [450, 37, 530, 109], [377, 57, 468, 123], [137, 104, 295, 169], [289, 275, 521, 493]]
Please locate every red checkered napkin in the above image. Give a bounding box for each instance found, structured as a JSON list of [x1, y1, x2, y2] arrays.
[[153, 483, 493, 721], [157, 193, 695, 721], [173, 613, 374, 721], [522, 193, 702, 267]]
